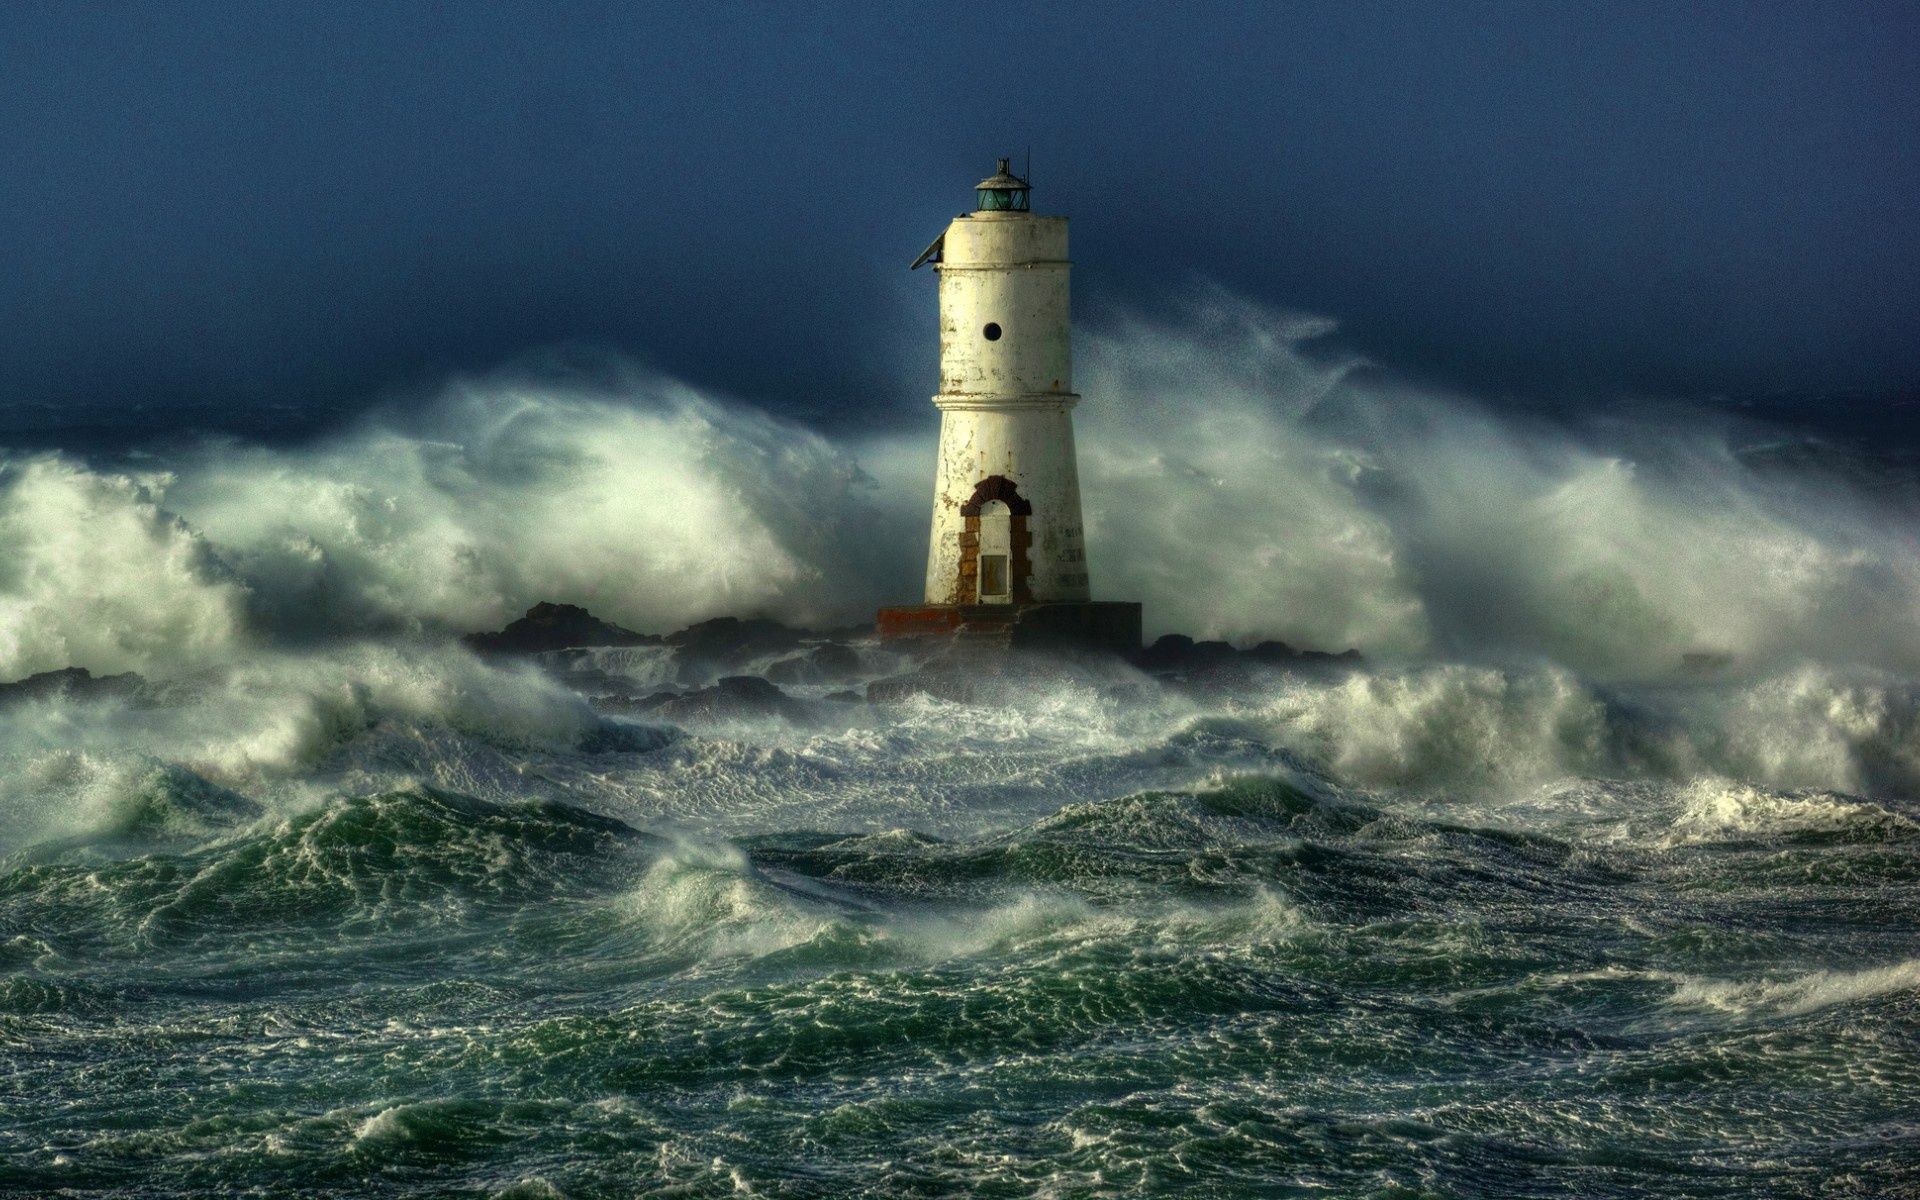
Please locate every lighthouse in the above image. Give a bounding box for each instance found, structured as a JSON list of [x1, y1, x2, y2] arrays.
[[878, 159, 1140, 653]]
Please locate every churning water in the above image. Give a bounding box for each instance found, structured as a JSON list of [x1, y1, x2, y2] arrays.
[[3, 300, 1918, 1195], [3, 647, 1917, 1198]]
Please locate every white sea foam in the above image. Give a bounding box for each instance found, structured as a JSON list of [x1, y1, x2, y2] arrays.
[[0, 642, 606, 853], [0, 371, 922, 682], [1077, 295, 1920, 677], [2, 292, 1918, 846], [4, 291, 1914, 687], [1670, 957, 1920, 1017], [608, 827, 1311, 971], [614, 837, 844, 960], [1225, 659, 1920, 798], [1663, 777, 1915, 845], [1246, 662, 1609, 791], [0, 457, 252, 678]]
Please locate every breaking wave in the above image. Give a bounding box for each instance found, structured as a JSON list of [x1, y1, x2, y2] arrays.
[[5, 294, 1919, 1197], [4, 681, 1917, 1195], [0, 370, 917, 680], [3, 292, 1915, 686]]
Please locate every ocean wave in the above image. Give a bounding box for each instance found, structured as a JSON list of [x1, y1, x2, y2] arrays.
[[0, 643, 664, 817], [1662, 778, 1917, 847], [1, 371, 915, 681], [0, 754, 262, 854], [1236, 661, 1920, 799], [6, 294, 1917, 689], [1669, 957, 1920, 1017], [5, 296, 1920, 1200], [0, 789, 650, 954]]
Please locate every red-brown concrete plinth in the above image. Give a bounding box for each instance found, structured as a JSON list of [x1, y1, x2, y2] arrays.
[[876, 602, 1141, 656]]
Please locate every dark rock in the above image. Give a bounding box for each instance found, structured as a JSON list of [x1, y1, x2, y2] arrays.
[[764, 642, 863, 685], [1310, 648, 1365, 666], [1242, 640, 1299, 663], [1172, 648, 1365, 696], [1130, 632, 1364, 678], [587, 690, 680, 716], [644, 675, 811, 723], [537, 645, 675, 696], [1244, 642, 1363, 669], [465, 602, 658, 656], [819, 622, 877, 642], [865, 641, 1084, 704], [0, 667, 148, 708], [1132, 634, 1238, 674], [665, 617, 808, 679], [550, 665, 645, 695], [822, 689, 865, 704]]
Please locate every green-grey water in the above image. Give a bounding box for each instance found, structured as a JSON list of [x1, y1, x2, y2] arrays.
[[4, 650, 1918, 1198]]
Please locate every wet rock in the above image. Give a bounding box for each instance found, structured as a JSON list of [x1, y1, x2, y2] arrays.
[[1242, 640, 1298, 663], [0, 667, 148, 708], [587, 690, 678, 716], [1131, 633, 1363, 676], [465, 602, 658, 655], [1245, 642, 1363, 669], [665, 617, 808, 678], [1132, 634, 1238, 674], [628, 675, 811, 723], [865, 641, 1101, 705], [536, 645, 674, 696], [764, 642, 863, 686], [548, 664, 644, 695]]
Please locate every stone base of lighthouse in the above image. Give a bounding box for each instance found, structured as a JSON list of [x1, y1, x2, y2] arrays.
[[875, 601, 1142, 656]]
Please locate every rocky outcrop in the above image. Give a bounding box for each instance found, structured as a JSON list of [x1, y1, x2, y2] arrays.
[[765, 642, 863, 686], [594, 675, 812, 723], [0, 667, 148, 708], [464, 602, 659, 656], [1133, 634, 1361, 677], [466, 603, 856, 689], [1132, 635, 1239, 674], [665, 617, 808, 677], [465, 601, 1362, 704]]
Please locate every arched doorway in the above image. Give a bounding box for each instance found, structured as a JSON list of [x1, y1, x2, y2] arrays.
[[958, 475, 1033, 604], [976, 500, 1012, 602]]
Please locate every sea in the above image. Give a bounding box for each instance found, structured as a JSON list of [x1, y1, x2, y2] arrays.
[[4, 304, 1918, 1195]]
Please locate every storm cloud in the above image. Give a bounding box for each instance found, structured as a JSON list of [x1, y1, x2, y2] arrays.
[[1, 2, 1915, 447]]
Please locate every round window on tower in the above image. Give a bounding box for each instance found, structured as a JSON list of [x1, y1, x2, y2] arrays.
[[983, 322, 1002, 341]]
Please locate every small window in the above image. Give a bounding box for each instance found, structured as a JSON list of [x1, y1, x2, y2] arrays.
[[983, 322, 1002, 341], [976, 188, 1030, 212], [979, 554, 1009, 597]]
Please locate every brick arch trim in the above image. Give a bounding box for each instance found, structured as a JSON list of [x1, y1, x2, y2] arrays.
[[960, 475, 1033, 517], [956, 475, 1034, 603]]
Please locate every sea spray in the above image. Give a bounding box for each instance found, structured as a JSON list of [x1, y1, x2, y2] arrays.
[[3, 643, 1919, 1195], [4, 296, 1919, 1195], [6, 295, 1917, 684]]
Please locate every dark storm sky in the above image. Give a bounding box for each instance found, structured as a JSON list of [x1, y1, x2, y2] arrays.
[[2, 1, 1916, 443]]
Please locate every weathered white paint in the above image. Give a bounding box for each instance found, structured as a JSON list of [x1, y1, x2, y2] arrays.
[[920, 172, 1091, 605]]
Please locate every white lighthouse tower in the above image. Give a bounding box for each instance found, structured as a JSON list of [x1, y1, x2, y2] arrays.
[[878, 159, 1139, 652]]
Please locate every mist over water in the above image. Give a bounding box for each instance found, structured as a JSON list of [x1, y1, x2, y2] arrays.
[[5, 294, 1915, 683], [4, 296, 1918, 1196]]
